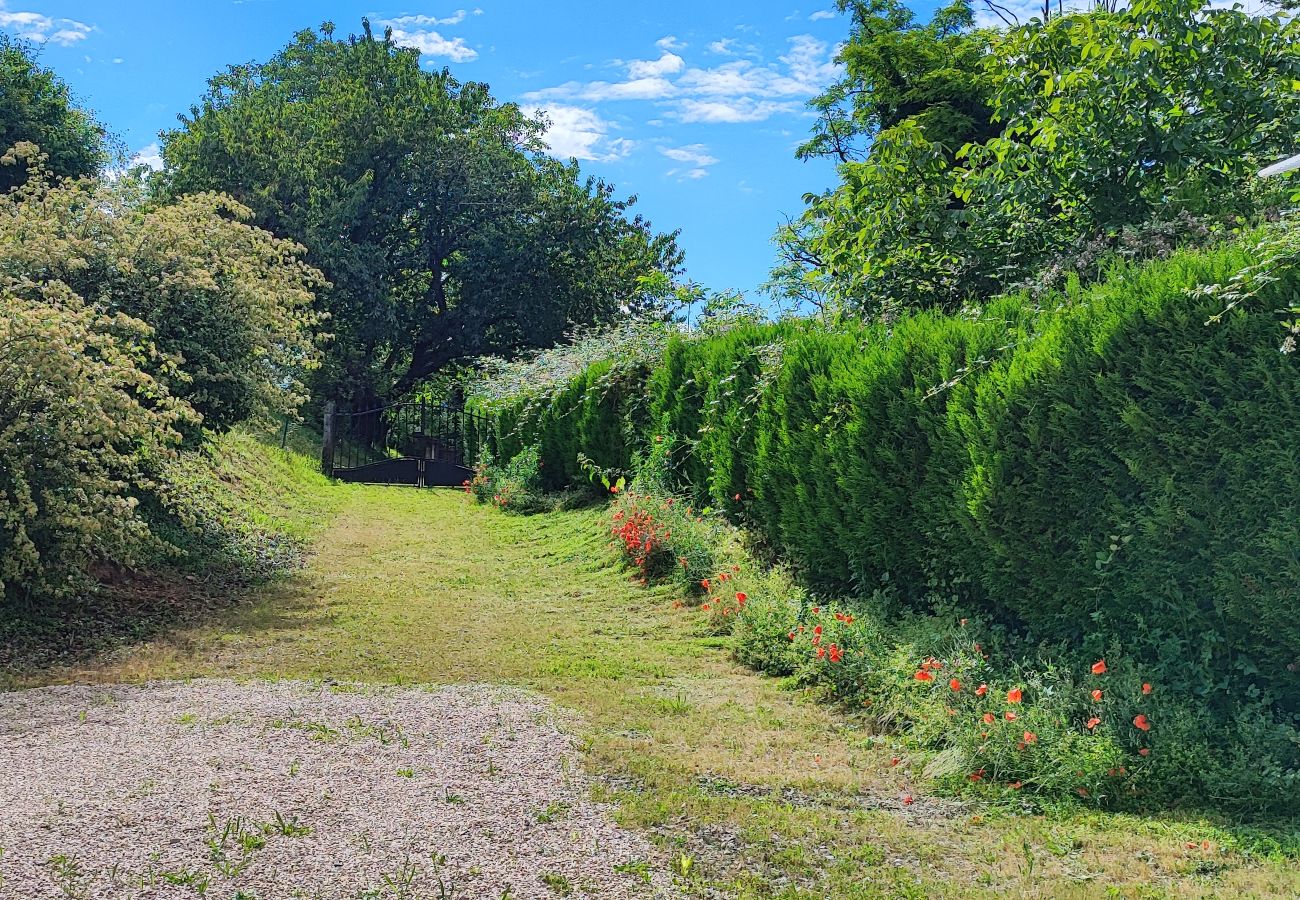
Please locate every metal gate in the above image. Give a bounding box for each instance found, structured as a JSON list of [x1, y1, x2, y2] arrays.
[[321, 400, 482, 487]]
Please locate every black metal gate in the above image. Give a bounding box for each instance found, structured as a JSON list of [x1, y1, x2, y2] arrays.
[[321, 400, 481, 487]]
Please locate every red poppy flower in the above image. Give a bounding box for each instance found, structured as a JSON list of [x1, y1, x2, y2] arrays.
[[1086, 717, 1101, 730], [788, 631, 796, 641], [812, 635, 820, 646], [816, 646, 826, 658], [733, 493, 741, 501], [982, 712, 996, 725], [1139, 748, 1150, 756], [813, 625, 822, 636], [890, 757, 900, 767], [1142, 682, 1153, 695], [1023, 731, 1037, 744], [700, 579, 710, 590], [735, 592, 747, 604], [1133, 714, 1151, 732], [1009, 781, 1023, 790], [975, 684, 988, 697], [812, 607, 820, 615], [902, 795, 913, 806], [1004, 711, 1017, 721], [701, 603, 711, 611], [1007, 687, 1023, 704], [1090, 689, 1103, 702], [949, 679, 962, 692], [914, 671, 934, 682], [1091, 659, 1107, 675], [829, 645, 843, 663]]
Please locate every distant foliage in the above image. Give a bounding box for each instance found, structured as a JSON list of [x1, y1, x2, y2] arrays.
[[777, 0, 1300, 318], [0, 35, 110, 192], [161, 20, 683, 402]]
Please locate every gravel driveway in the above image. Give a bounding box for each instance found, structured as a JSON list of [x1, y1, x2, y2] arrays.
[[0, 680, 676, 899]]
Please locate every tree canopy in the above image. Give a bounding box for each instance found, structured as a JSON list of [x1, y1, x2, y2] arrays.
[[774, 0, 1300, 319], [160, 21, 683, 403], [0, 34, 109, 191]]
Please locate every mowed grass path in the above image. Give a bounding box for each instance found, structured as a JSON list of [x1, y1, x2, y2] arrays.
[[29, 486, 1300, 898]]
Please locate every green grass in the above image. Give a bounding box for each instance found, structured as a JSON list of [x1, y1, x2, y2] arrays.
[[8, 467, 1300, 897]]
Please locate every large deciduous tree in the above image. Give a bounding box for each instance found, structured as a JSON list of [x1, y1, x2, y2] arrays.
[[160, 21, 682, 403], [0, 34, 109, 191], [775, 0, 1300, 319]]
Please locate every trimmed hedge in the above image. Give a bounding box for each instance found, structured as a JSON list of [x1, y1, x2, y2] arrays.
[[469, 239, 1300, 713]]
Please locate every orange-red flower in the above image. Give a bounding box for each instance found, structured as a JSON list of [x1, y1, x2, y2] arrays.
[[902, 795, 913, 806], [735, 592, 747, 604], [1007, 687, 1023, 704], [982, 712, 996, 725], [1133, 714, 1151, 732], [1091, 659, 1107, 675], [816, 646, 826, 658], [1004, 711, 1017, 721], [829, 645, 843, 663], [949, 679, 962, 692], [1139, 748, 1151, 757], [1090, 689, 1103, 702], [890, 756, 900, 767], [788, 631, 796, 641], [969, 769, 985, 782], [1023, 731, 1037, 744], [1009, 781, 1023, 790], [914, 671, 934, 682], [1142, 682, 1153, 695], [975, 684, 988, 697], [700, 578, 710, 590], [1086, 717, 1101, 730], [701, 603, 711, 611]]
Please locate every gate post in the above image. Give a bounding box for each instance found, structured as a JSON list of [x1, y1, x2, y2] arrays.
[[321, 400, 337, 477]]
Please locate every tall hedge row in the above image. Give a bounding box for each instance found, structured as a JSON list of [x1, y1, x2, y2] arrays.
[[470, 241, 1300, 711]]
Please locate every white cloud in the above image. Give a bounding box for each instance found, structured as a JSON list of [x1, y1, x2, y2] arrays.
[[656, 35, 686, 51], [677, 98, 798, 123], [628, 52, 684, 79], [526, 104, 634, 162], [523, 32, 839, 127], [130, 143, 163, 172], [661, 143, 719, 167], [524, 76, 677, 103], [375, 13, 478, 62], [809, 9, 836, 20], [0, 3, 92, 45]]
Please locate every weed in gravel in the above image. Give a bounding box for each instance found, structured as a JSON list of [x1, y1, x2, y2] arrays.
[[45, 853, 87, 899], [378, 855, 419, 898], [263, 810, 312, 838], [396, 768, 414, 778], [538, 872, 572, 896], [614, 860, 652, 884], [158, 867, 211, 892], [535, 801, 571, 824], [206, 813, 265, 876]]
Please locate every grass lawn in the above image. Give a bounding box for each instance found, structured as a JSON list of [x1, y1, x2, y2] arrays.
[[10, 463, 1300, 898]]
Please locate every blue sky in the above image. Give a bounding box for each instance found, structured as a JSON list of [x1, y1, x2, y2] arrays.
[[0, 1, 878, 298]]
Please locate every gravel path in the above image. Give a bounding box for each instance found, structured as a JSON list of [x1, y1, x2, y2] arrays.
[[0, 680, 677, 899]]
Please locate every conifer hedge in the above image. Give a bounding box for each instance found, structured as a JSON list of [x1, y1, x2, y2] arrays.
[[469, 240, 1300, 712]]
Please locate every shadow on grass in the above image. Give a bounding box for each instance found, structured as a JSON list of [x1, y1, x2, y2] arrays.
[[0, 564, 323, 687]]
